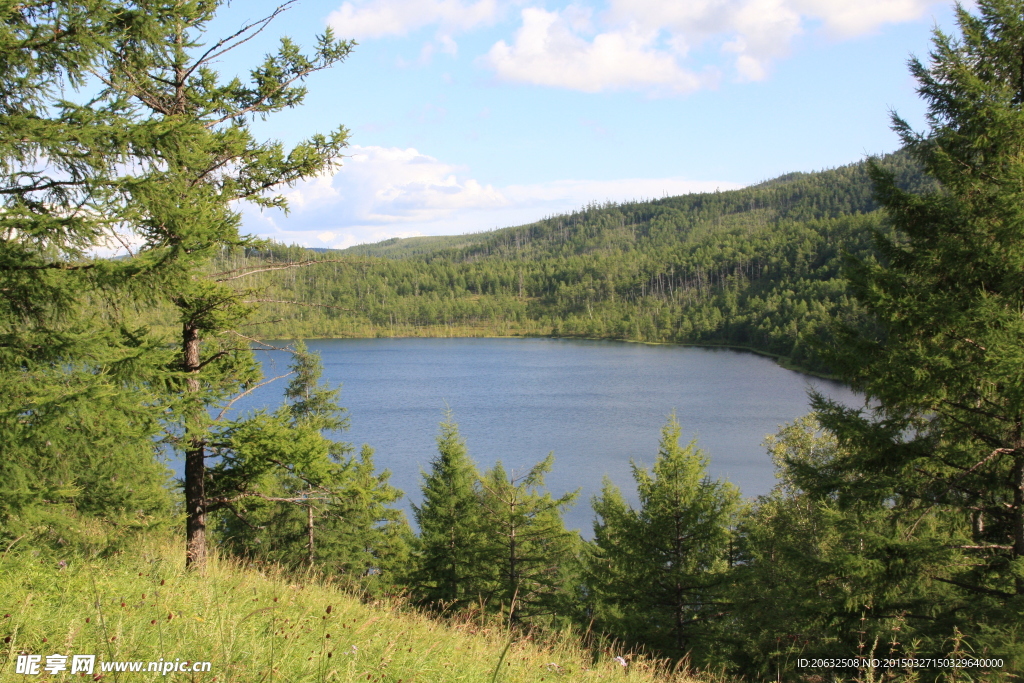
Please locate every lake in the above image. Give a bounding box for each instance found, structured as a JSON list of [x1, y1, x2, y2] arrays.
[[226, 337, 861, 535]]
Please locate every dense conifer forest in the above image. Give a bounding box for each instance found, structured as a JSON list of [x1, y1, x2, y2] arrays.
[[155, 150, 933, 375], [3, 1, 1024, 681]]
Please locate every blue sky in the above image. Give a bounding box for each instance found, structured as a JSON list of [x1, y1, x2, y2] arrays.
[[204, 0, 961, 249]]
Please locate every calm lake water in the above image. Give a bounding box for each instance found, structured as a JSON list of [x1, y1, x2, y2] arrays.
[[221, 337, 860, 535]]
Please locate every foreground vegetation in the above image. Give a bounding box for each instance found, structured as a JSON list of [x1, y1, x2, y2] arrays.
[[0, 536, 706, 683]]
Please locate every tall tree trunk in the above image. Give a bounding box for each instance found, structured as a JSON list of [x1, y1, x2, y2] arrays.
[[307, 493, 315, 568], [508, 524, 517, 624], [1014, 452, 1024, 595], [183, 321, 206, 571]]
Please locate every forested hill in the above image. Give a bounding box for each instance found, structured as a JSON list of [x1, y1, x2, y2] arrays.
[[337, 151, 930, 262], [195, 151, 931, 374]]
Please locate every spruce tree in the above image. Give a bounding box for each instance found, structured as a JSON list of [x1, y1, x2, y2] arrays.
[[591, 416, 740, 661], [810, 0, 1024, 663], [411, 414, 485, 608]]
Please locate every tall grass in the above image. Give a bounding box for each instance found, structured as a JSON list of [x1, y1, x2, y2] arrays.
[[0, 537, 711, 682]]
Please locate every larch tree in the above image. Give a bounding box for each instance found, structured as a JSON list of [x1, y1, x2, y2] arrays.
[[727, 416, 901, 678], [88, 0, 353, 569], [0, 1, 177, 546], [476, 454, 579, 624], [214, 342, 410, 591]]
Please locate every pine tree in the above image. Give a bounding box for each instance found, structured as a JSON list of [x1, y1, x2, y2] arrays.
[[411, 414, 485, 608], [810, 0, 1024, 663], [591, 416, 740, 661]]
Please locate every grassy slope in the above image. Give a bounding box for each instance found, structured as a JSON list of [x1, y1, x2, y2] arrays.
[[0, 538, 709, 683]]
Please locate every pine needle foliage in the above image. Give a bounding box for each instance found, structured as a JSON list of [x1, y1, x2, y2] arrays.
[[411, 415, 487, 609], [591, 416, 741, 664], [808, 0, 1024, 669], [214, 342, 411, 592]]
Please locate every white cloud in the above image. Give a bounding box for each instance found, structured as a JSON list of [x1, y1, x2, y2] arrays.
[[325, 0, 941, 93], [292, 145, 504, 217], [240, 145, 742, 248], [438, 34, 459, 55], [792, 0, 940, 37], [243, 145, 506, 247], [484, 8, 709, 94], [483, 0, 942, 92], [327, 0, 500, 39]]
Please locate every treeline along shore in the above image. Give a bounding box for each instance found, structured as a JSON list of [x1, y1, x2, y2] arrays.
[[150, 150, 933, 376]]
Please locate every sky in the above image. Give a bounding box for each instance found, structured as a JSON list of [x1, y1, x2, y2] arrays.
[[201, 0, 963, 249]]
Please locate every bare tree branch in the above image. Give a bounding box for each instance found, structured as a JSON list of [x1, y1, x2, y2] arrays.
[[211, 493, 329, 505], [243, 299, 353, 311], [237, 318, 285, 328], [102, 228, 138, 258], [227, 330, 292, 351], [216, 371, 293, 421], [184, 2, 297, 83], [214, 258, 357, 282], [215, 499, 264, 530]]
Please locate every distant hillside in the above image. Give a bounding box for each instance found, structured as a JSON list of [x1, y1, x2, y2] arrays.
[[337, 151, 931, 264], [142, 151, 930, 374], [334, 233, 493, 258]]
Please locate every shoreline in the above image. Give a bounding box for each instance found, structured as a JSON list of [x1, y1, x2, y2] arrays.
[[254, 329, 843, 382]]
